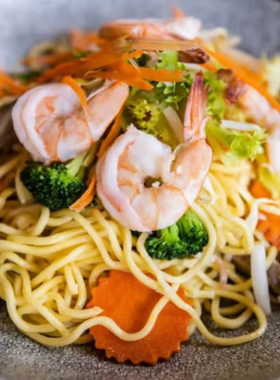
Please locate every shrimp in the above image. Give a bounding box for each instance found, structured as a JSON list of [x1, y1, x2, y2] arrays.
[[239, 86, 280, 173], [99, 19, 209, 64], [96, 72, 212, 232], [12, 81, 129, 163]]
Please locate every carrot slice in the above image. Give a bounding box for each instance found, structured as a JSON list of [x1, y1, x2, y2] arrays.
[[87, 270, 191, 365], [204, 47, 280, 114], [97, 107, 123, 159], [69, 173, 96, 212], [70, 29, 106, 50], [0, 73, 27, 95], [62, 76, 87, 108]]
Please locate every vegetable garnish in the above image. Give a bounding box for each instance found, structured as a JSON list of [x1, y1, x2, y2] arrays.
[[21, 156, 86, 212], [145, 210, 208, 260], [87, 270, 191, 365], [206, 120, 266, 162], [62, 76, 87, 108], [69, 29, 106, 50], [250, 180, 280, 248], [0, 69, 27, 96], [70, 172, 96, 212], [204, 47, 280, 114], [97, 107, 124, 159]]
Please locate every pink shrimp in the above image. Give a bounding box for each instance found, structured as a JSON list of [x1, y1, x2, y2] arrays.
[[99, 19, 208, 63], [96, 72, 212, 232], [12, 81, 129, 163]]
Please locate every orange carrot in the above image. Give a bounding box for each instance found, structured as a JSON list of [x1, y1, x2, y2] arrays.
[[38, 44, 130, 82], [70, 29, 105, 50], [250, 180, 280, 247], [70, 174, 96, 212], [122, 50, 144, 60], [201, 62, 217, 72], [171, 5, 186, 19], [204, 47, 280, 114], [87, 270, 191, 365], [86, 69, 153, 90], [250, 180, 271, 199], [97, 107, 123, 159], [62, 76, 87, 108], [1, 74, 27, 95]]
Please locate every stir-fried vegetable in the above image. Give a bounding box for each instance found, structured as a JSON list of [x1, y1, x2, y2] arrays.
[[206, 119, 266, 161], [21, 155, 86, 211], [145, 210, 208, 260]]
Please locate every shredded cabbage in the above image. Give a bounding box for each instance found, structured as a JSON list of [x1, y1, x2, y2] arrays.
[[206, 119, 266, 162]]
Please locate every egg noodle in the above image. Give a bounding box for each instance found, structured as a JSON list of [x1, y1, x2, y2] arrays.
[[0, 144, 278, 347]]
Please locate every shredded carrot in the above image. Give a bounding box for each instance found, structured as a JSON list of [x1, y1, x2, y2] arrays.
[[22, 52, 73, 67], [249, 180, 280, 247], [171, 5, 186, 19], [204, 47, 280, 114], [69, 173, 96, 212], [62, 76, 87, 108], [122, 50, 144, 60], [250, 180, 271, 199], [201, 62, 217, 72], [86, 69, 153, 90], [97, 107, 123, 159], [38, 42, 130, 82], [1, 74, 27, 95], [87, 270, 191, 364]]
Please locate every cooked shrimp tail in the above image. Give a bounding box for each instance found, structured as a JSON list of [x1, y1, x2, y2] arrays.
[[184, 71, 209, 142]]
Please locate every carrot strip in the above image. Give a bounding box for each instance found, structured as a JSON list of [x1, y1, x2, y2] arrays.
[[70, 174, 96, 212], [86, 70, 153, 90], [122, 50, 144, 60], [62, 76, 87, 108], [171, 5, 186, 19], [1, 74, 27, 95], [70, 29, 106, 50], [38, 44, 130, 82], [204, 47, 280, 114], [97, 107, 123, 159], [249, 180, 280, 247], [87, 270, 191, 365], [115, 61, 184, 82], [201, 62, 217, 72], [250, 180, 271, 199]]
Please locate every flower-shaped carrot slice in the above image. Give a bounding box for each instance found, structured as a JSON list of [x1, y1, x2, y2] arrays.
[[87, 270, 192, 365]]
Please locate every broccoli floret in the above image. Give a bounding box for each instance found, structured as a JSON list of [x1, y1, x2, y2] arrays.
[[145, 210, 208, 260], [21, 155, 86, 211]]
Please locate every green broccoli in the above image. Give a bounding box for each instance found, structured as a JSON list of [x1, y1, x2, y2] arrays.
[[21, 154, 86, 211], [145, 210, 208, 260]]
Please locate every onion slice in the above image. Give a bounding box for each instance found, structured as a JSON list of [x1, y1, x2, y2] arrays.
[[221, 119, 261, 132], [163, 106, 184, 142], [251, 243, 271, 315]]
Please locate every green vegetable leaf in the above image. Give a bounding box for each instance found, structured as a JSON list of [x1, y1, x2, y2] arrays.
[[204, 71, 226, 120], [125, 91, 178, 148], [206, 120, 267, 162]]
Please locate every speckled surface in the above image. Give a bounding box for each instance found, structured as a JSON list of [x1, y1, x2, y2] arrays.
[[1, 0, 280, 379]]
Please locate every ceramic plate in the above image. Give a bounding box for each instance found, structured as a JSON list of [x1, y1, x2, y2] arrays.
[[1, 1, 280, 379]]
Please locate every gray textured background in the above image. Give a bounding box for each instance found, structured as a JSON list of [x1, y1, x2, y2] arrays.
[[1, 0, 280, 379], [0, 0, 280, 70]]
